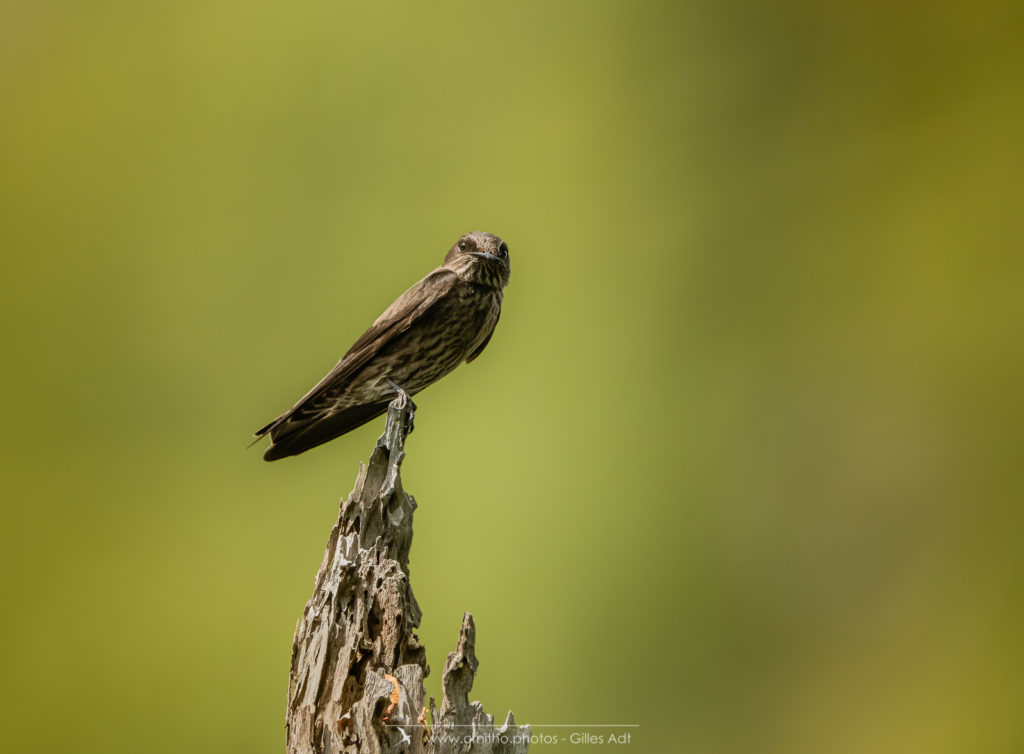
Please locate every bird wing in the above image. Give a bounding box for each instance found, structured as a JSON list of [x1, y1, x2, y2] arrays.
[[254, 267, 457, 440], [464, 310, 499, 363]]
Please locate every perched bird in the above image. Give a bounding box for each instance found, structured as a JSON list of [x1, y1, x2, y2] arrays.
[[254, 231, 511, 460]]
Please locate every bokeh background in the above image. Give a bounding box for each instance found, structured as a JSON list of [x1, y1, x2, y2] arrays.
[[2, 2, 1023, 752]]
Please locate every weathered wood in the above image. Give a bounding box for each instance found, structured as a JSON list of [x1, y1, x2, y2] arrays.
[[286, 395, 528, 753]]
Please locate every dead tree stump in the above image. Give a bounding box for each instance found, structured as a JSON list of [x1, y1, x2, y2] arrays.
[[286, 395, 529, 754]]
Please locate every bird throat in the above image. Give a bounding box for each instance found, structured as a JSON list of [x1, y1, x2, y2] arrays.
[[449, 255, 509, 290]]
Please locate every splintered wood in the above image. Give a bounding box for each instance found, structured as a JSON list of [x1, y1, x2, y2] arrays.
[[286, 395, 528, 753]]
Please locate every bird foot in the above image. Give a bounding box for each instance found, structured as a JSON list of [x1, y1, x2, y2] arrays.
[[386, 379, 416, 433], [386, 379, 417, 410]]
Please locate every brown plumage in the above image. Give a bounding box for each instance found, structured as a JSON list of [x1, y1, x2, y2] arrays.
[[254, 231, 511, 460]]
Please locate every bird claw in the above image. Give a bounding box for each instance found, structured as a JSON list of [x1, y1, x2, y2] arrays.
[[386, 379, 416, 433], [386, 378, 417, 409]]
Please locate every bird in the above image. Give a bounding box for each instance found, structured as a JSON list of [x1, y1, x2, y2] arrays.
[[254, 231, 511, 460]]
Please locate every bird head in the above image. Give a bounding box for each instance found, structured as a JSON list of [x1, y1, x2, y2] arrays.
[[443, 231, 511, 289]]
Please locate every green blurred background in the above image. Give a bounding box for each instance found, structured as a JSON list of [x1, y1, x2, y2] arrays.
[[2, 2, 1023, 752]]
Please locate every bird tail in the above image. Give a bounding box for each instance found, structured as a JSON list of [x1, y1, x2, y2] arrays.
[[248, 413, 286, 450], [255, 401, 393, 461]]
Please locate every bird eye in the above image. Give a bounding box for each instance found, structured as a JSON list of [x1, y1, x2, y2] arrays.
[[497, 241, 509, 258], [458, 240, 467, 250]]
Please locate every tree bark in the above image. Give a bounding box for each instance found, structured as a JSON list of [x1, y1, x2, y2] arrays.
[[286, 395, 529, 753]]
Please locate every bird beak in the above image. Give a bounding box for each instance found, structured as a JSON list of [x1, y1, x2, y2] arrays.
[[468, 251, 500, 261]]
